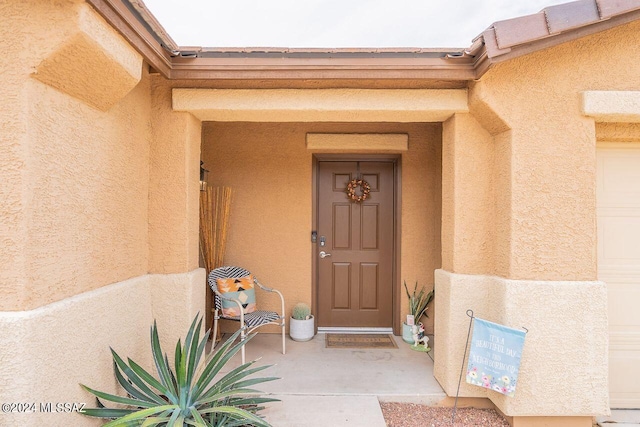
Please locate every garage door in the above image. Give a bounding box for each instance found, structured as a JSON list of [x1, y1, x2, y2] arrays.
[[597, 143, 640, 409]]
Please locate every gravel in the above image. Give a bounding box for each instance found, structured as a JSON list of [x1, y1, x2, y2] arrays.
[[380, 403, 510, 427]]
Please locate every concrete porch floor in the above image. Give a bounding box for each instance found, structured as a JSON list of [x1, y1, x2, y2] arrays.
[[215, 332, 446, 426]]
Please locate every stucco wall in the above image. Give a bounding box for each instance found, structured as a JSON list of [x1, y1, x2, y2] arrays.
[[4, 1, 638, 423], [1, 0, 149, 311], [435, 19, 640, 419], [0, 3, 206, 426], [149, 78, 202, 274], [0, 269, 205, 427], [434, 270, 608, 417], [470, 19, 640, 281], [596, 122, 640, 142], [441, 113, 495, 275], [201, 122, 441, 332]]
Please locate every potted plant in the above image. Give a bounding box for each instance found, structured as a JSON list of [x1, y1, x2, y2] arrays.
[[289, 302, 315, 342], [402, 281, 434, 344]]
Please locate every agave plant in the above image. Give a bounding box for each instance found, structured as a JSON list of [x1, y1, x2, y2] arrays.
[[404, 281, 434, 322], [80, 315, 278, 426]]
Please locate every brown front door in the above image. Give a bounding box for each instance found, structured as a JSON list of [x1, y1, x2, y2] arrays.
[[317, 161, 395, 328]]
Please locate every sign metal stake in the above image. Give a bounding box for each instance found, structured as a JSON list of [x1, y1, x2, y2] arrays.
[[451, 309, 475, 425]]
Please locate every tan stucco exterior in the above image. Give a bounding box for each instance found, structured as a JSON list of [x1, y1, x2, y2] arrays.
[[3, 1, 640, 425], [1, 0, 149, 312], [0, 2, 204, 425], [434, 19, 640, 420], [149, 79, 202, 274], [434, 270, 608, 416], [201, 122, 442, 334], [173, 88, 468, 122], [306, 133, 409, 152], [466, 19, 640, 281], [0, 269, 204, 427], [583, 91, 640, 123]]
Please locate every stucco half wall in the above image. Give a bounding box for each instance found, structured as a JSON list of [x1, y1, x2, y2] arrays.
[[434, 270, 609, 417], [0, 269, 205, 427]]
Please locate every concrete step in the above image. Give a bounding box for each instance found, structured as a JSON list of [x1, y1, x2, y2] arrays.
[[262, 395, 386, 427], [597, 410, 640, 426]]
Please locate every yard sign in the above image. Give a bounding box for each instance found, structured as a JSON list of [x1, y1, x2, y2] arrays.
[[465, 318, 526, 397]]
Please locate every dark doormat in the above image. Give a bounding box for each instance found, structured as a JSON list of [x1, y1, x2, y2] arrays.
[[325, 333, 398, 349]]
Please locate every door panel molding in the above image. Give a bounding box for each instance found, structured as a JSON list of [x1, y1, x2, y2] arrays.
[[332, 263, 351, 309]]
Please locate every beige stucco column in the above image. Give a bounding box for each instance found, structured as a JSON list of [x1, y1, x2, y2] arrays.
[[149, 81, 202, 274], [440, 113, 496, 276], [148, 77, 206, 341], [435, 51, 610, 424]]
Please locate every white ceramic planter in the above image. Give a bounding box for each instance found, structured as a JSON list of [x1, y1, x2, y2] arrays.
[[402, 322, 414, 344], [289, 315, 315, 342]]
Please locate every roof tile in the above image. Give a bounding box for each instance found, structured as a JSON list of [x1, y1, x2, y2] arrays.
[[481, 28, 512, 58], [492, 12, 550, 49], [596, 0, 640, 19], [544, 0, 600, 34]]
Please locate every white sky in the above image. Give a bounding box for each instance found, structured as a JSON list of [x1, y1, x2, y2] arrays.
[[144, 0, 570, 49]]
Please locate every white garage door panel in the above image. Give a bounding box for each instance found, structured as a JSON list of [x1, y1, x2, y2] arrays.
[[607, 283, 640, 327], [597, 143, 640, 409], [599, 217, 640, 261], [598, 152, 640, 204], [609, 341, 640, 408]]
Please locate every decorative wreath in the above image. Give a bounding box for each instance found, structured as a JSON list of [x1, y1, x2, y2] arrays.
[[346, 178, 371, 203]]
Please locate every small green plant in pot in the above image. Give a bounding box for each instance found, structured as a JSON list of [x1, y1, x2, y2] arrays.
[[402, 281, 434, 344], [289, 303, 315, 342], [80, 314, 278, 426]]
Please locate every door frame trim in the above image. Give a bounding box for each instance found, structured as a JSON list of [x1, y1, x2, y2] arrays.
[[312, 154, 402, 335]]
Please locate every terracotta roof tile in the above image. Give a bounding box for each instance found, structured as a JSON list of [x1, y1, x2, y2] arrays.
[[481, 0, 640, 59], [545, 0, 600, 34], [480, 28, 512, 58], [597, 0, 640, 18], [492, 12, 550, 49]]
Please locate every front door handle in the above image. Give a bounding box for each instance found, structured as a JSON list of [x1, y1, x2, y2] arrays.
[[319, 251, 332, 259]]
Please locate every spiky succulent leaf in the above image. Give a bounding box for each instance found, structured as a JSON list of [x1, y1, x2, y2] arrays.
[[185, 318, 203, 388], [111, 349, 166, 404], [80, 407, 137, 419], [127, 358, 172, 399], [165, 407, 182, 427], [151, 320, 176, 397], [199, 406, 270, 427], [80, 384, 157, 408], [80, 314, 277, 426], [193, 330, 249, 395], [204, 362, 268, 396], [404, 281, 434, 322], [100, 405, 177, 426]]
